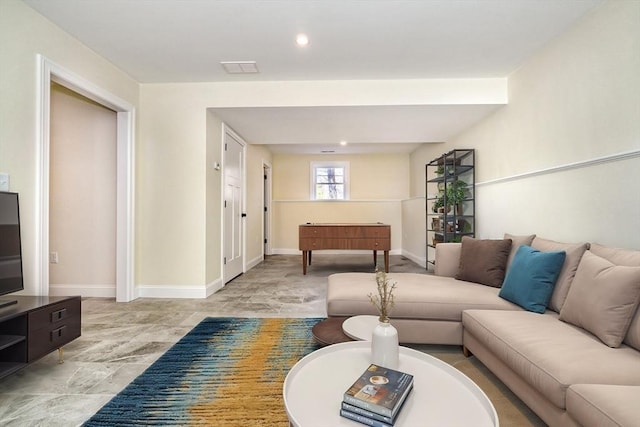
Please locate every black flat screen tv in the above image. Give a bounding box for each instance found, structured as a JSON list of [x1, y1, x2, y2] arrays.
[[0, 191, 24, 308]]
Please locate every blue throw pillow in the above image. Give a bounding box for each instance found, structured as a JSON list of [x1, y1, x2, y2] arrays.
[[499, 245, 566, 313]]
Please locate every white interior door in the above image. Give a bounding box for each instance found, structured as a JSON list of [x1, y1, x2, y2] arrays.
[[223, 128, 245, 283]]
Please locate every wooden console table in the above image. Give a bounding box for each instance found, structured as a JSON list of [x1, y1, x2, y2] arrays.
[[298, 223, 390, 275]]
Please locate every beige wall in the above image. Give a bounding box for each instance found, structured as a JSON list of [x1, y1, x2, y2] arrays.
[[273, 153, 409, 200], [137, 84, 209, 292], [49, 83, 117, 294], [0, 0, 139, 295], [136, 80, 501, 293], [272, 153, 409, 252], [400, 197, 427, 265], [407, 1, 640, 253]]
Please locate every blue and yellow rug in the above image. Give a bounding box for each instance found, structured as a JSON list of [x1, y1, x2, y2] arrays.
[[83, 317, 322, 426]]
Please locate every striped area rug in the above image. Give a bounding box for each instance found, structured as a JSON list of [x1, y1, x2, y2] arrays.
[[83, 317, 322, 426]]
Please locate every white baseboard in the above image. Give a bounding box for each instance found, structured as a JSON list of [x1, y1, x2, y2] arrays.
[[135, 277, 226, 299], [137, 284, 208, 299], [206, 278, 224, 297], [272, 248, 300, 255], [272, 248, 402, 255], [401, 249, 427, 268], [67, 248, 426, 301], [246, 254, 263, 270], [49, 284, 116, 298]]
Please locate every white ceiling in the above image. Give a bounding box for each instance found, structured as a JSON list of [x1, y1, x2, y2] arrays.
[[211, 104, 503, 153], [24, 0, 604, 154]]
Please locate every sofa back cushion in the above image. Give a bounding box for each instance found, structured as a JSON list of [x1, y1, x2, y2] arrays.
[[559, 250, 640, 347], [590, 243, 640, 265], [455, 236, 512, 288], [434, 243, 462, 277], [498, 245, 566, 313], [531, 237, 589, 312], [504, 233, 536, 272], [590, 243, 640, 351]]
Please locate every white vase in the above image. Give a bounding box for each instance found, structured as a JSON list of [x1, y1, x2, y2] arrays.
[[371, 320, 399, 369]]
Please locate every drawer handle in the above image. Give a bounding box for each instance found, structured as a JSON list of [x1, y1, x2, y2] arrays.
[[51, 308, 67, 322], [51, 325, 67, 341]]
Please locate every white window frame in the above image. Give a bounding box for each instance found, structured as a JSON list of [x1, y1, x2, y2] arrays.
[[310, 161, 350, 200]]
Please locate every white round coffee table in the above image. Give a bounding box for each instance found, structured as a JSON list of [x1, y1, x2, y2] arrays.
[[283, 341, 498, 427], [342, 315, 379, 341]]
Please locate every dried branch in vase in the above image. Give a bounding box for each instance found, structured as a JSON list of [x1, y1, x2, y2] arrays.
[[368, 268, 397, 323]]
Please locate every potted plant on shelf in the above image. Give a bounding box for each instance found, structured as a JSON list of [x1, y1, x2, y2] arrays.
[[432, 182, 447, 213], [432, 193, 445, 213], [446, 180, 469, 215], [432, 180, 468, 214]]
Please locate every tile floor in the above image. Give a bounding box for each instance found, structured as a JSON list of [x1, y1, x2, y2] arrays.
[[0, 254, 544, 426]]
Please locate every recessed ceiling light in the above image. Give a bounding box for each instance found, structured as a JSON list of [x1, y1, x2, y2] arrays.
[[296, 34, 309, 47], [339, 141, 347, 146]]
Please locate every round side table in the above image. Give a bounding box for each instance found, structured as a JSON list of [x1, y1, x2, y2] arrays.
[[311, 317, 352, 346], [341, 314, 379, 341]]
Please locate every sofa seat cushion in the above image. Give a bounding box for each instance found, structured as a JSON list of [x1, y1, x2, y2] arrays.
[[327, 273, 521, 320], [462, 310, 640, 409], [567, 384, 640, 427]]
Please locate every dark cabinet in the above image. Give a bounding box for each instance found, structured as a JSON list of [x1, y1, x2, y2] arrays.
[[426, 149, 475, 270], [0, 296, 81, 379]]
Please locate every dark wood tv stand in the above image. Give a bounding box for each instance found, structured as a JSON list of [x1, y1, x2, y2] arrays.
[[0, 299, 18, 309], [0, 295, 81, 379]]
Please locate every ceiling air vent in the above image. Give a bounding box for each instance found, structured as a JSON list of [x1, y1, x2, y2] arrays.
[[221, 61, 259, 74]]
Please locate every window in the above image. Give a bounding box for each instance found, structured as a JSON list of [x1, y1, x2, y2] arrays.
[[310, 161, 349, 200]]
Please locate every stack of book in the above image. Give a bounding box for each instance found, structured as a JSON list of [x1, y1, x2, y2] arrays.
[[340, 364, 414, 427]]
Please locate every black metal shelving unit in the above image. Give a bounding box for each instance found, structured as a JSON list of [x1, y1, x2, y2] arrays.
[[426, 149, 475, 270]]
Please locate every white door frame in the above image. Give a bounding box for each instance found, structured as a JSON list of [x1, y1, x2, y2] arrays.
[[262, 161, 272, 256], [221, 123, 247, 282], [36, 55, 135, 302]]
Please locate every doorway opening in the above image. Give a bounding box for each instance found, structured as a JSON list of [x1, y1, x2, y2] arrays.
[[49, 83, 117, 297], [36, 55, 135, 302]]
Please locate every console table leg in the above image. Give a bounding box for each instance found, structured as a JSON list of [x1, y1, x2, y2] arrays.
[[373, 250, 377, 267], [384, 250, 389, 273], [58, 348, 64, 364], [302, 251, 308, 275]]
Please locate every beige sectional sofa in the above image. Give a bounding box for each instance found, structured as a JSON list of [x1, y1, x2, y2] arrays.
[[326, 235, 640, 427]]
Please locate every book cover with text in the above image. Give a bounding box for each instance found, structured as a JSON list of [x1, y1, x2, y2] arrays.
[[343, 364, 414, 418]]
